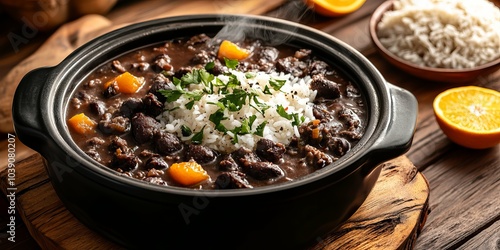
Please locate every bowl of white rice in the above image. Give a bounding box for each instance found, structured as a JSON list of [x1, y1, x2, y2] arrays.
[[369, 0, 500, 83]]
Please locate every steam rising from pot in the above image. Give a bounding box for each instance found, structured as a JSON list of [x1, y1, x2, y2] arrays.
[[211, 0, 308, 46]]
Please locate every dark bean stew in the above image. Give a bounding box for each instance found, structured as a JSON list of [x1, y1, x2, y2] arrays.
[[67, 34, 366, 189]]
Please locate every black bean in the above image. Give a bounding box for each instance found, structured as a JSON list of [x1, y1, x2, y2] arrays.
[[89, 100, 106, 116], [185, 144, 217, 165], [256, 138, 286, 163], [242, 161, 284, 180], [154, 130, 183, 155], [131, 113, 160, 144], [120, 98, 143, 118], [310, 74, 340, 99], [142, 93, 164, 117], [99, 113, 130, 135], [218, 154, 240, 172], [215, 171, 252, 189], [144, 156, 169, 170]]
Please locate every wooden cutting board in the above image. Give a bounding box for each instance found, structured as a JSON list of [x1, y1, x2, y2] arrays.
[[0, 154, 429, 249]]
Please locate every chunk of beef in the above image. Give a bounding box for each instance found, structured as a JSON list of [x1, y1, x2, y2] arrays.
[[232, 147, 284, 180], [310, 75, 340, 99], [338, 108, 363, 140], [215, 171, 253, 189], [346, 83, 361, 98], [143, 177, 168, 186], [192, 50, 214, 65], [131, 62, 150, 71], [86, 137, 105, 147], [131, 113, 160, 144], [144, 156, 169, 170], [148, 75, 171, 103], [276, 56, 308, 77], [312, 103, 335, 122], [187, 33, 210, 46], [294, 49, 312, 60], [255, 138, 286, 162], [142, 93, 164, 117], [232, 147, 260, 165], [309, 60, 332, 76], [111, 149, 139, 171], [154, 54, 173, 73], [109, 136, 130, 154], [89, 100, 106, 116], [112, 60, 127, 73], [241, 161, 284, 180], [103, 83, 118, 98], [120, 98, 143, 118], [303, 145, 333, 169], [153, 130, 183, 155], [327, 137, 351, 157], [258, 46, 279, 72], [146, 168, 164, 178], [185, 144, 217, 164], [99, 113, 130, 135], [85, 148, 101, 162], [218, 154, 239, 172]]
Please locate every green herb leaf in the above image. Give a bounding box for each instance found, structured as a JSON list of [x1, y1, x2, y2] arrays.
[[254, 121, 267, 136], [185, 100, 195, 110], [269, 78, 286, 91], [276, 105, 305, 127], [159, 89, 184, 103], [263, 85, 272, 95], [209, 109, 226, 128], [245, 72, 256, 79], [224, 58, 239, 69], [191, 125, 206, 144], [276, 105, 292, 120], [220, 89, 248, 112], [181, 125, 192, 136], [205, 61, 215, 71]]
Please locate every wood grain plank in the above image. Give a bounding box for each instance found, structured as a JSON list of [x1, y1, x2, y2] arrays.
[[414, 146, 500, 249], [456, 220, 500, 250], [311, 157, 430, 250]]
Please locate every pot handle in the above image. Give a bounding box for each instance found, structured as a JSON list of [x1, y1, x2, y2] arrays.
[[370, 83, 418, 162], [12, 67, 55, 153]]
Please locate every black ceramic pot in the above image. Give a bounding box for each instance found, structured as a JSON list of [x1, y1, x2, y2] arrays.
[[13, 14, 417, 250]]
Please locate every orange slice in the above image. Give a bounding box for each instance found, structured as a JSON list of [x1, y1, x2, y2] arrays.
[[169, 160, 210, 186], [104, 71, 145, 94], [218, 40, 250, 61], [68, 113, 96, 134], [433, 86, 500, 149], [304, 0, 366, 16]]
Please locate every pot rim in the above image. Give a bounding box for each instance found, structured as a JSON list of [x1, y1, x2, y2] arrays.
[[19, 14, 400, 197]]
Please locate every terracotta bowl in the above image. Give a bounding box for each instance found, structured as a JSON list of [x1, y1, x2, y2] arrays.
[[369, 0, 500, 83]]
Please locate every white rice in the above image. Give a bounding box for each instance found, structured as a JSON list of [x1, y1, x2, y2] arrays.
[[158, 70, 317, 153], [377, 0, 500, 69]]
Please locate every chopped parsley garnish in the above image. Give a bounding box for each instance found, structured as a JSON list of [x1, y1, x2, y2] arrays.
[[160, 61, 306, 144], [191, 125, 206, 145], [276, 105, 305, 126]]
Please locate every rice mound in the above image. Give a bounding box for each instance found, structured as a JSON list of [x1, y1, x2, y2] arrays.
[[159, 70, 317, 153], [377, 0, 500, 69]]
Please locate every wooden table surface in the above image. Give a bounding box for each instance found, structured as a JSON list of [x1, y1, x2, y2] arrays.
[[1, 0, 499, 249]]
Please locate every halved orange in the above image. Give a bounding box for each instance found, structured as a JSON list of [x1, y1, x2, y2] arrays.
[[433, 86, 500, 149], [304, 0, 366, 17]]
